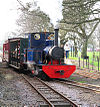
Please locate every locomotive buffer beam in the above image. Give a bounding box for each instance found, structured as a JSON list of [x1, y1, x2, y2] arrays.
[[55, 70, 65, 75]]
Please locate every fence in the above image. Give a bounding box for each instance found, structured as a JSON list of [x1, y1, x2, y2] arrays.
[[78, 56, 100, 71]]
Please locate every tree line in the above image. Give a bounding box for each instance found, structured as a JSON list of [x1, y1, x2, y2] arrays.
[[15, 0, 100, 57], [60, 0, 100, 57]]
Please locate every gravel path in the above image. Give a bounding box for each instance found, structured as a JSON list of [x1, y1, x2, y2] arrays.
[[0, 63, 100, 107], [0, 68, 46, 107], [68, 73, 100, 86], [65, 59, 100, 86], [46, 81, 100, 107]]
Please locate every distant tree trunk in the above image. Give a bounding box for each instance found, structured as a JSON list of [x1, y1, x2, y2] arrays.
[[99, 37, 100, 59], [81, 39, 88, 58], [75, 46, 78, 57], [73, 38, 78, 57]]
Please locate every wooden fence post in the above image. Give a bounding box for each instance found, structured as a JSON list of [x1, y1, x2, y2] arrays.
[[79, 57, 80, 68], [97, 56, 99, 71], [92, 57, 94, 70], [88, 57, 89, 69], [86, 58, 87, 67], [83, 58, 84, 68]]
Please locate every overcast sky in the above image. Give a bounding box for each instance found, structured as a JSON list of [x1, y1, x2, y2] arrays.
[[37, 0, 63, 25], [0, 0, 18, 42], [0, 0, 63, 42]]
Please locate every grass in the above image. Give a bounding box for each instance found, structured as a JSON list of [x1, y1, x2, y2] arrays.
[[69, 77, 76, 80], [87, 52, 100, 67], [69, 51, 100, 69], [89, 70, 94, 73], [69, 57, 78, 60], [79, 81, 86, 83], [79, 66, 83, 69]]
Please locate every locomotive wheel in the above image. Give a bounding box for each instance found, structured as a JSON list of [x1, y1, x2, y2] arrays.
[[38, 71, 51, 81]]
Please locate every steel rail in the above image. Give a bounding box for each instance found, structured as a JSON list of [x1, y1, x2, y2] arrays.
[[22, 75, 78, 107], [35, 77, 78, 107], [55, 79, 100, 93], [66, 79, 100, 88], [22, 75, 54, 107]]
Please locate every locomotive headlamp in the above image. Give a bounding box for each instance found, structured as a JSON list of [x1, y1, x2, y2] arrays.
[[34, 34, 40, 40]]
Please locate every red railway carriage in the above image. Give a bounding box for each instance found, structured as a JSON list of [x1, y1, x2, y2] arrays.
[[3, 38, 28, 69], [3, 40, 9, 62]]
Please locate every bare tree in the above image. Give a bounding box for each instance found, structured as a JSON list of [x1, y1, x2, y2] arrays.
[[16, 0, 53, 34], [60, 0, 100, 57]]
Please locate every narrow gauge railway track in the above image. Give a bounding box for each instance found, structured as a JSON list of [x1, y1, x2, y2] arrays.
[[55, 79, 100, 93], [21, 75, 78, 107]]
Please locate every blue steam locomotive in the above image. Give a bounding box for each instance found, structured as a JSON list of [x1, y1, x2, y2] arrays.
[[3, 28, 76, 80]]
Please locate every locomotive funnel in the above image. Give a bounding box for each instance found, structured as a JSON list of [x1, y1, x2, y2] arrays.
[[54, 28, 59, 46]]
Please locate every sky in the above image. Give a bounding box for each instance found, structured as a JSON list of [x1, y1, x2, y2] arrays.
[[37, 0, 63, 25], [0, 0, 18, 42], [0, 0, 63, 43]]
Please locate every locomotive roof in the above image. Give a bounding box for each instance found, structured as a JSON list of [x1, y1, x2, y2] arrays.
[[26, 32, 54, 35], [8, 37, 26, 42]]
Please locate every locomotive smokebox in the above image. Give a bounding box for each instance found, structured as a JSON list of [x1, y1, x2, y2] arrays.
[[54, 28, 59, 46], [49, 46, 64, 60]]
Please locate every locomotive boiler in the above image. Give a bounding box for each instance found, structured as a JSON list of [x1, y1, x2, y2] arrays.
[[3, 28, 76, 80]]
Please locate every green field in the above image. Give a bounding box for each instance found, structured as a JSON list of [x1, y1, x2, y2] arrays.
[[69, 51, 100, 70]]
